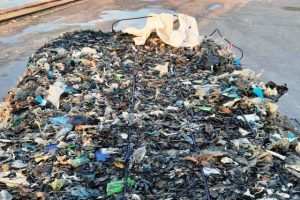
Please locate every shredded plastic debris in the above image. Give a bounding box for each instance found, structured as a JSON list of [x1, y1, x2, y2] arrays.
[[0, 29, 298, 199]]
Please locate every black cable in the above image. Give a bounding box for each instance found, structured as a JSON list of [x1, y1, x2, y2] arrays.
[[183, 98, 211, 200], [209, 28, 244, 60], [122, 53, 137, 198], [273, 163, 293, 198], [112, 16, 153, 33], [200, 167, 211, 200]]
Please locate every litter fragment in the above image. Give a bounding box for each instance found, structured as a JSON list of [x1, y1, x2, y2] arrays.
[[106, 178, 135, 196], [68, 186, 100, 199], [198, 106, 212, 112], [50, 179, 66, 191], [154, 62, 169, 76], [46, 82, 65, 109], [132, 146, 147, 164], [0, 172, 30, 187], [70, 155, 89, 168], [95, 149, 112, 162], [44, 144, 59, 152], [202, 167, 221, 175], [114, 161, 125, 169], [253, 86, 264, 99], [239, 128, 250, 136], [0, 190, 13, 200], [237, 114, 260, 123]]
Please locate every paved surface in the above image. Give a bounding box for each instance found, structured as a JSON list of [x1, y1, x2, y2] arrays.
[[0, 0, 299, 118], [0, 0, 45, 10]]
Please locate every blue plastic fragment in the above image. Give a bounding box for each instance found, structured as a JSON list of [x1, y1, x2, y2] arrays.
[[65, 87, 73, 94], [95, 150, 112, 162], [185, 136, 195, 145], [44, 144, 59, 152], [222, 86, 240, 98], [47, 71, 56, 79], [143, 104, 151, 110], [287, 132, 296, 140], [233, 59, 241, 67], [227, 93, 240, 98], [71, 115, 89, 125], [287, 132, 298, 145], [15, 93, 27, 100], [222, 86, 238, 93], [35, 96, 43, 103], [49, 115, 70, 125], [70, 186, 100, 198], [222, 86, 239, 93], [35, 95, 47, 106], [252, 87, 264, 99], [148, 130, 158, 136]]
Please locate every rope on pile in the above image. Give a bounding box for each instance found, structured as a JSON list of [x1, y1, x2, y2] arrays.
[[122, 53, 138, 198], [189, 116, 211, 200]]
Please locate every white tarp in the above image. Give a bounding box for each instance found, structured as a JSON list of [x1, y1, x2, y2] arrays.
[[123, 13, 202, 47]]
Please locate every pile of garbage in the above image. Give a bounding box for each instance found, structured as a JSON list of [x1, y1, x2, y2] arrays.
[[0, 29, 299, 200]]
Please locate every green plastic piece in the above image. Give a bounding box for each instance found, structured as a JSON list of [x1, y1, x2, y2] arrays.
[[106, 178, 135, 196], [113, 73, 124, 80], [198, 106, 212, 112], [66, 144, 76, 151], [13, 121, 21, 127]]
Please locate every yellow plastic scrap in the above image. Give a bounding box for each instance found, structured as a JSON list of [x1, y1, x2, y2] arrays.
[[114, 161, 125, 169], [264, 87, 278, 97], [35, 155, 51, 163], [257, 152, 273, 164], [265, 102, 278, 115], [56, 156, 70, 165], [50, 179, 65, 191], [2, 164, 9, 172], [0, 171, 30, 187]]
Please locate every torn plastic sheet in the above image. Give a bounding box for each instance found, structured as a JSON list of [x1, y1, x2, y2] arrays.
[[202, 167, 221, 175], [49, 115, 73, 140], [0, 171, 30, 187], [0, 190, 13, 200], [46, 82, 65, 109], [237, 114, 260, 123], [123, 13, 202, 47]]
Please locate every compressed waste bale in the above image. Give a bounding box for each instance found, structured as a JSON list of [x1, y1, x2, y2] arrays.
[[0, 30, 299, 200]]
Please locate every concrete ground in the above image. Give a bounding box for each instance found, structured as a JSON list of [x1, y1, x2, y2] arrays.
[[0, 0, 299, 118]]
